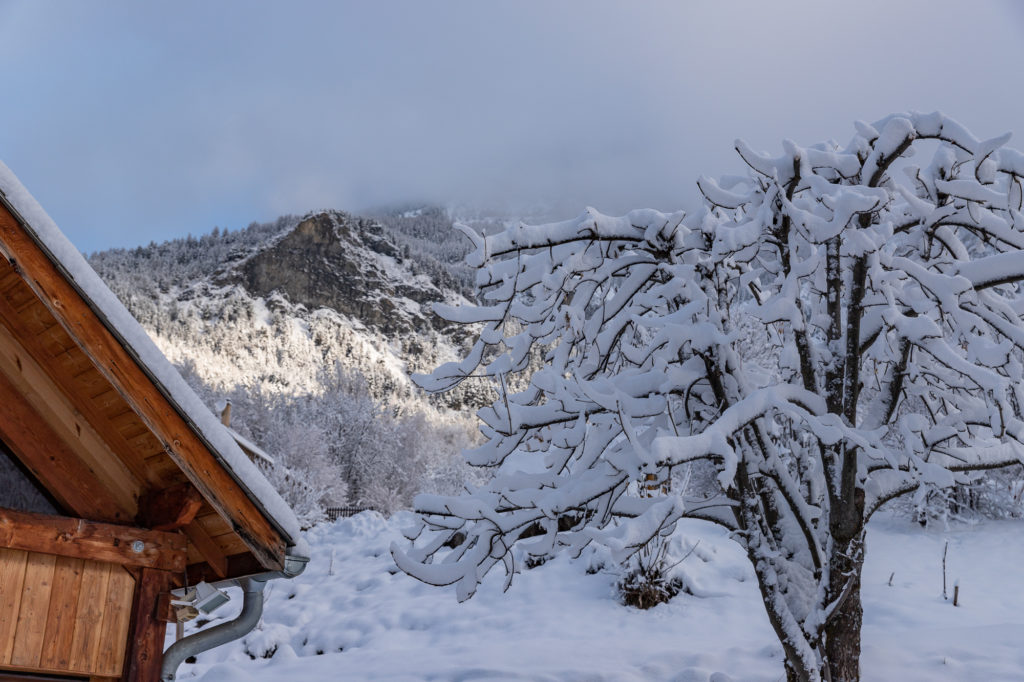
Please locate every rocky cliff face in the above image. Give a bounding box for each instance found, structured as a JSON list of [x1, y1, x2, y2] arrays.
[[88, 206, 488, 407], [227, 211, 454, 337]]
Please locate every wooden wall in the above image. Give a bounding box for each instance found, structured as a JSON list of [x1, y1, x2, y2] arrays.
[[0, 548, 135, 678]]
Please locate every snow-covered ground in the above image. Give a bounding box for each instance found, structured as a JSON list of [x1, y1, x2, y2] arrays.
[[175, 512, 1024, 681]]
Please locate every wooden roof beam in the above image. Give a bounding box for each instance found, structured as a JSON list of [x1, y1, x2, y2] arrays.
[[0, 319, 142, 515], [136, 483, 202, 532], [0, 285, 154, 487], [0, 506, 187, 572], [0, 369, 130, 524], [182, 521, 228, 579], [185, 550, 266, 585]]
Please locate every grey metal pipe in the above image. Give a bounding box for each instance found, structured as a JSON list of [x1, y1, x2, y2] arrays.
[[160, 553, 309, 680], [161, 577, 267, 681]]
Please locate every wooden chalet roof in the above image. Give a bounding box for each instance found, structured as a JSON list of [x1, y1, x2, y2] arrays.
[[0, 163, 307, 583]]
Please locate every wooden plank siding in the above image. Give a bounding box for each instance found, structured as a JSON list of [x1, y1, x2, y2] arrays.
[[0, 548, 136, 678], [94, 567, 134, 677], [68, 559, 112, 672], [0, 549, 28, 663], [39, 555, 85, 670], [9, 552, 56, 668]]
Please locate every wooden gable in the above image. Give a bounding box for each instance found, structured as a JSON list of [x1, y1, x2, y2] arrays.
[[0, 197, 292, 581], [0, 168, 305, 682]]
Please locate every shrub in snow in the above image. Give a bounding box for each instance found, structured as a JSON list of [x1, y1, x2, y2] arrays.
[[616, 537, 685, 610], [394, 113, 1024, 682]]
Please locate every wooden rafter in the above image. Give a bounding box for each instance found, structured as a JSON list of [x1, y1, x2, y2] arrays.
[[0, 370, 129, 524], [182, 521, 228, 579], [185, 550, 265, 585], [0, 306, 234, 577], [0, 321, 142, 515], [0, 289, 154, 488], [136, 483, 203, 532]]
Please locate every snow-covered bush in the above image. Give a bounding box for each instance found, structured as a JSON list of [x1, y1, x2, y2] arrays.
[[900, 464, 1024, 526], [966, 466, 1024, 518], [254, 415, 344, 529], [395, 113, 1024, 682], [616, 537, 685, 610]]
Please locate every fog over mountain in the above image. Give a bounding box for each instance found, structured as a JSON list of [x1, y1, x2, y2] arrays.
[[5, 2, 1024, 252]]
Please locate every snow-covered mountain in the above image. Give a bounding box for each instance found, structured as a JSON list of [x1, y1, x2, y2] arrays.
[[227, 211, 459, 337], [88, 207, 497, 517], [89, 207, 488, 405]]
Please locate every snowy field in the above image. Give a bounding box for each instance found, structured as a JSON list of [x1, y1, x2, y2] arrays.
[[175, 512, 1024, 682]]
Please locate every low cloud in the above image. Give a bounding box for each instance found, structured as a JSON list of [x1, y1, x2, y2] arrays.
[[1, 1, 1022, 251]]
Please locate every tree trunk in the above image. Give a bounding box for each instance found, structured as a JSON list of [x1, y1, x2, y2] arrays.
[[824, 536, 865, 682], [784, 658, 814, 682]]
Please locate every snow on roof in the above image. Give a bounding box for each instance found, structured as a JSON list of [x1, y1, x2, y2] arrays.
[[226, 427, 275, 465], [0, 162, 308, 558]]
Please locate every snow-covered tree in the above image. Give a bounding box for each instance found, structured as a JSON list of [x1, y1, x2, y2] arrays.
[[175, 358, 479, 521], [393, 113, 1024, 681]]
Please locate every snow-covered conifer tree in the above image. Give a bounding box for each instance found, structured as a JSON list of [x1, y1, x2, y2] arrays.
[[393, 113, 1024, 681]]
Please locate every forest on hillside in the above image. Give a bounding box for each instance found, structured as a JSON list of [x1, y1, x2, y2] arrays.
[[87, 206, 496, 525]]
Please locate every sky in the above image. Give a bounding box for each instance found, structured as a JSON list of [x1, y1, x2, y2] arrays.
[[2, 1, 1024, 253]]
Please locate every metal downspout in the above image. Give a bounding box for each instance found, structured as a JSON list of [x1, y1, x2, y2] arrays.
[[161, 576, 266, 681], [160, 555, 308, 681]]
